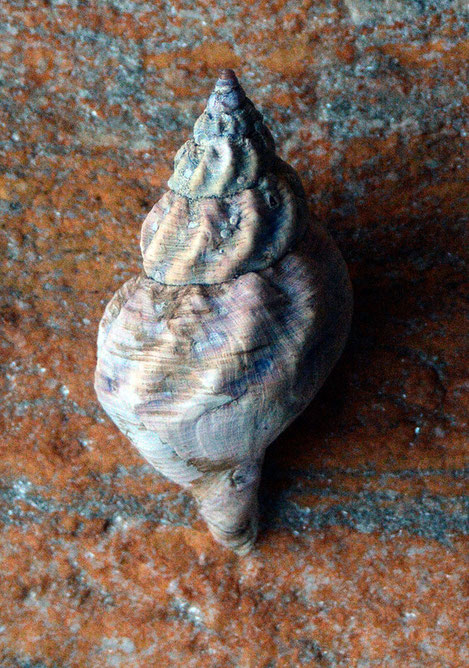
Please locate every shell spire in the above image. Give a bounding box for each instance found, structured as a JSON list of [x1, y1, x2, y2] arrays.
[[95, 70, 353, 554], [207, 68, 246, 113], [141, 70, 308, 286]]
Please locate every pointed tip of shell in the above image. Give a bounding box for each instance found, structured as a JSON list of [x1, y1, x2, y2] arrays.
[[207, 68, 245, 114], [168, 66, 277, 200], [215, 68, 239, 86]]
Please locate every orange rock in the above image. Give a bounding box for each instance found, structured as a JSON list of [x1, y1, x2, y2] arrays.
[[0, 0, 467, 664]]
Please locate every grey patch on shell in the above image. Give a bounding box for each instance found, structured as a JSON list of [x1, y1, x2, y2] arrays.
[[192, 330, 226, 356]]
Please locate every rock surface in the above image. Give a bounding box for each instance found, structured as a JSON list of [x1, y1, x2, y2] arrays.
[[0, 1, 468, 666]]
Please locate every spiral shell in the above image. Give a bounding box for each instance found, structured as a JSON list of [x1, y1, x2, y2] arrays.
[[95, 70, 353, 553]]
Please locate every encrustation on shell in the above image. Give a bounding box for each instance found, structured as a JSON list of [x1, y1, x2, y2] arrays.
[[95, 69, 353, 554]]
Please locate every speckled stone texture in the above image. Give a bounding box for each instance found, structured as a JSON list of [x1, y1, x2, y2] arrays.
[[0, 1, 468, 667]]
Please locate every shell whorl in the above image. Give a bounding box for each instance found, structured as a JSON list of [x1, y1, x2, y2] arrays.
[[141, 70, 308, 285]]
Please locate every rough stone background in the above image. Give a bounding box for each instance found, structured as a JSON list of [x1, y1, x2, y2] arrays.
[[0, 1, 468, 666]]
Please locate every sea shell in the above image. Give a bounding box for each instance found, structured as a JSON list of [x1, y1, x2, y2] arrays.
[[95, 70, 353, 554]]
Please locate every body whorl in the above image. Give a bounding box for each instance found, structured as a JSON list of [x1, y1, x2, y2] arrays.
[[95, 70, 353, 553]]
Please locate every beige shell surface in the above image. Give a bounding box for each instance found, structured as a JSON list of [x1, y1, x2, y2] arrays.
[[141, 164, 308, 285], [97, 227, 349, 469], [95, 70, 353, 553]]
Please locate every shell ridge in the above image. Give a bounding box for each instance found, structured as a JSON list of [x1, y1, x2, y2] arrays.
[[96, 274, 142, 354]]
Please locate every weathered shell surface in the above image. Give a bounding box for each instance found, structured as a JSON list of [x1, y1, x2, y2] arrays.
[[95, 70, 353, 553]]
